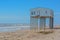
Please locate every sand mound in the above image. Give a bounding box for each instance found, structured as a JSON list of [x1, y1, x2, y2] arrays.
[[0, 29, 60, 40]]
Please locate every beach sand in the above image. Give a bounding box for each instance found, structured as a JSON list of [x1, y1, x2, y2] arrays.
[[0, 29, 60, 40]]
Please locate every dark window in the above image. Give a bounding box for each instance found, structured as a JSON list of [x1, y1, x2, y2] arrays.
[[31, 11, 36, 15], [31, 12, 33, 15]]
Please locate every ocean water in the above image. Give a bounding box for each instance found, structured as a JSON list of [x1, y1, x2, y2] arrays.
[[0, 26, 30, 32]]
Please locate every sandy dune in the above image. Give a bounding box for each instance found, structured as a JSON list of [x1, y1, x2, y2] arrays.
[[0, 29, 60, 40]]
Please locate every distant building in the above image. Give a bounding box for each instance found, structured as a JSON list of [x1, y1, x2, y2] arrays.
[[30, 8, 54, 30]]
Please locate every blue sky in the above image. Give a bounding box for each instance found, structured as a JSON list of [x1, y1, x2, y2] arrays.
[[0, 0, 60, 25]]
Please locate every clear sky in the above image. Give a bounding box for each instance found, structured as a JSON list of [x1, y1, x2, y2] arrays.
[[0, 0, 60, 25]]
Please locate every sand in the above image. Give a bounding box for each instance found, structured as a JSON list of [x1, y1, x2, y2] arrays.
[[0, 29, 60, 40]]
